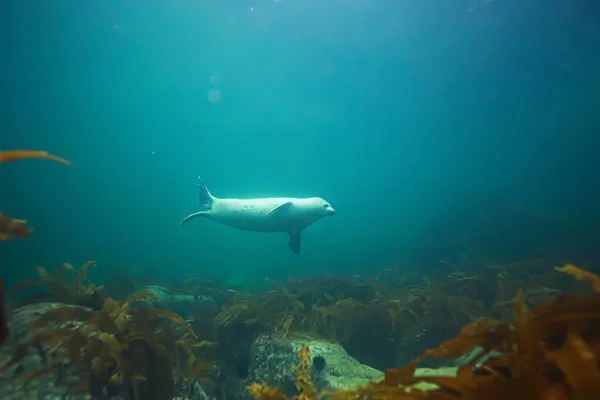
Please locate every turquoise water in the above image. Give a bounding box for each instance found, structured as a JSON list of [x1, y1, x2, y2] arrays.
[[1, 0, 599, 288]]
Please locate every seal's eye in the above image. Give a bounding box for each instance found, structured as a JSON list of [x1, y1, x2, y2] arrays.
[[323, 204, 329, 208]]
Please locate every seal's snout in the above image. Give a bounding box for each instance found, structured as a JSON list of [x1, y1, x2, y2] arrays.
[[329, 208, 336, 216]]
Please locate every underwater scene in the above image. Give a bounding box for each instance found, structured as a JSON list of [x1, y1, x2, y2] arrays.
[[1, 0, 600, 399]]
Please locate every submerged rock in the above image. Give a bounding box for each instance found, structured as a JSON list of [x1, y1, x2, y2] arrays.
[[0, 303, 94, 400], [245, 333, 384, 397], [141, 285, 216, 316], [0, 302, 214, 400]]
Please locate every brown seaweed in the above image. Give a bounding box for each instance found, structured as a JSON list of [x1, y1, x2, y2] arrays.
[[8, 261, 107, 310], [211, 258, 596, 371], [8, 291, 218, 400], [0, 212, 34, 240], [248, 264, 600, 400]]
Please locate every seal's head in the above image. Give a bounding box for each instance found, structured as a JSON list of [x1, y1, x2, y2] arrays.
[[305, 197, 336, 218]]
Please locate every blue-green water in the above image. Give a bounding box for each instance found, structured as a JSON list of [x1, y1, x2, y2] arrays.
[[1, 0, 599, 288]]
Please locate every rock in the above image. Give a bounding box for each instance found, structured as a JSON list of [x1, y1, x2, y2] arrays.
[[0, 302, 214, 400], [141, 285, 216, 317], [173, 378, 216, 400], [0, 303, 94, 400], [245, 333, 384, 398]]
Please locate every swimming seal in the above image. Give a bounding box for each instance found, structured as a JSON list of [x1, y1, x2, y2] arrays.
[[180, 176, 336, 254]]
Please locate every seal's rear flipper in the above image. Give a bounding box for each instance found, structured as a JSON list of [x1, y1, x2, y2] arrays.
[[288, 230, 301, 255], [197, 176, 215, 209], [180, 212, 207, 227]]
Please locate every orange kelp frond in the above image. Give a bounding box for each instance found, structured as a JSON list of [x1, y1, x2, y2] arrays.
[[295, 345, 318, 400], [0, 150, 71, 165], [555, 264, 600, 293], [0, 212, 34, 240]]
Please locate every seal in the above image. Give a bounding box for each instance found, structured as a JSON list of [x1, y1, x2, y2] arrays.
[[180, 176, 336, 254]]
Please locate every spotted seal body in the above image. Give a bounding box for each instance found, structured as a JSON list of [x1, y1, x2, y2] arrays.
[[180, 177, 336, 254]]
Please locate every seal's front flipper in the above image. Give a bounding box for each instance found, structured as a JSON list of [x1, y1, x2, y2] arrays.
[[268, 201, 293, 216], [180, 211, 207, 227], [288, 230, 301, 255]]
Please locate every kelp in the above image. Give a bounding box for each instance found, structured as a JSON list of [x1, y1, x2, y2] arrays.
[[0, 149, 69, 236], [1, 291, 217, 400], [8, 261, 107, 310], [215, 284, 305, 337], [4, 250, 598, 400], [0, 212, 34, 240], [248, 264, 600, 400], [210, 258, 594, 370], [0, 149, 70, 165], [213, 273, 489, 369]]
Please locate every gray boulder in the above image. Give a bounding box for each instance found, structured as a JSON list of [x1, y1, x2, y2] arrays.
[[0, 303, 95, 400], [245, 333, 384, 398], [141, 285, 216, 317]]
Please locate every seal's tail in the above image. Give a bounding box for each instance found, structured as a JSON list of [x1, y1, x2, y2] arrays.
[[197, 176, 215, 209], [179, 176, 215, 228]]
